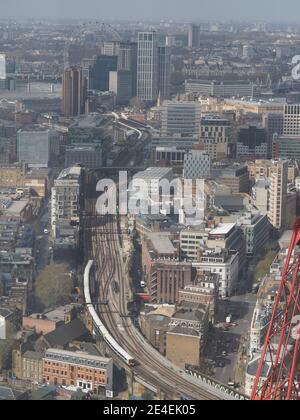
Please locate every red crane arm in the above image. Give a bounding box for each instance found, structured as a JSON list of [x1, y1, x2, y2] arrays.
[[251, 218, 300, 400]]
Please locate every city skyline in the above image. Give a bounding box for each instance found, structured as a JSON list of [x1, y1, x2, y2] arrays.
[[0, 7, 299, 403], [3, 0, 300, 22]]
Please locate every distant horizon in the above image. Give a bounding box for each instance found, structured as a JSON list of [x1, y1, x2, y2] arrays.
[[3, 0, 300, 24], [3, 17, 300, 24]]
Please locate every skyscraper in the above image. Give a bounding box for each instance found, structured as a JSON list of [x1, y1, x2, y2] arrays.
[[62, 67, 87, 117], [283, 104, 300, 136], [118, 42, 138, 97], [137, 32, 159, 102], [158, 46, 171, 99], [188, 24, 200, 48], [109, 70, 133, 105], [89, 55, 118, 92], [268, 160, 288, 230], [103, 41, 120, 57], [81, 57, 96, 90]]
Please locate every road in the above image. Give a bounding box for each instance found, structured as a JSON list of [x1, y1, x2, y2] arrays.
[[84, 207, 231, 400], [207, 295, 256, 388]]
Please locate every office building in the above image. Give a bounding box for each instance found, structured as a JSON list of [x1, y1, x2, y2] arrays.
[[185, 79, 255, 98], [102, 41, 120, 57], [118, 42, 138, 97], [161, 101, 201, 137], [137, 31, 159, 102], [81, 58, 97, 90], [206, 223, 246, 277], [166, 35, 176, 47], [89, 55, 118, 92], [193, 249, 239, 299], [149, 260, 192, 304], [0, 164, 27, 188], [217, 165, 250, 194], [65, 145, 102, 169], [200, 116, 232, 160], [248, 159, 278, 181], [183, 149, 211, 180], [252, 179, 270, 216], [273, 135, 300, 160], [133, 167, 173, 202], [268, 160, 288, 230], [154, 146, 186, 166], [237, 126, 268, 159], [188, 24, 200, 48], [262, 113, 284, 157], [180, 228, 209, 261], [103, 42, 138, 96], [249, 302, 272, 357], [251, 160, 294, 231], [158, 46, 171, 99], [237, 211, 270, 257], [283, 104, 300, 136], [17, 129, 59, 168], [43, 349, 114, 397], [62, 67, 87, 117], [51, 166, 84, 241], [109, 70, 132, 105]]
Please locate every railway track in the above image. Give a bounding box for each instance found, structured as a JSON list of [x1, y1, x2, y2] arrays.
[[84, 202, 229, 400]]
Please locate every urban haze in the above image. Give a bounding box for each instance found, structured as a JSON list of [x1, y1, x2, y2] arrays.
[[1, 0, 300, 21]]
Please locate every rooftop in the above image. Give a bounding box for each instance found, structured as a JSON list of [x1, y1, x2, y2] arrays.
[[167, 326, 200, 337], [44, 348, 112, 366], [57, 166, 82, 180], [43, 319, 90, 348], [148, 232, 177, 255], [209, 223, 236, 236], [134, 167, 173, 181]]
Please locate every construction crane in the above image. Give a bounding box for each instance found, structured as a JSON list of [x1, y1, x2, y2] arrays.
[[251, 218, 300, 400]]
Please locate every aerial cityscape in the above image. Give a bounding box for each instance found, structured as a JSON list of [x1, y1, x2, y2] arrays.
[[0, 0, 300, 404]]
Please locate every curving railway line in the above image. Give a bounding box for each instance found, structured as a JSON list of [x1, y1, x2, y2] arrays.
[[83, 202, 232, 400]]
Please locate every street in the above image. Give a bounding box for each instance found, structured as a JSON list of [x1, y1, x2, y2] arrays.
[[206, 293, 257, 389]]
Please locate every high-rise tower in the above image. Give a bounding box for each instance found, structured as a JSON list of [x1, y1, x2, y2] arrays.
[[62, 67, 87, 117], [137, 31, 159, 102]]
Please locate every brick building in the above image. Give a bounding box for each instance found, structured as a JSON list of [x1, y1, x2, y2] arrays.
[[150, 260, 192, 304], [43, 349, 114, 397]]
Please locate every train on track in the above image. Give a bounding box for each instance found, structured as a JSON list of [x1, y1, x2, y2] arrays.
[[84, 260, 136, 367]]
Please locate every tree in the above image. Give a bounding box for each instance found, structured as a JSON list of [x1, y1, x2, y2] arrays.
[[0, 339, 14, 371], [254, 251, 277, 283], [33, 264, 72, 312], [130, 96, 145, 110]]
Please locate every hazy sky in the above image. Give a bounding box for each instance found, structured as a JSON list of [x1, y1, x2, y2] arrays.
[[2, 0, 300, 22]]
